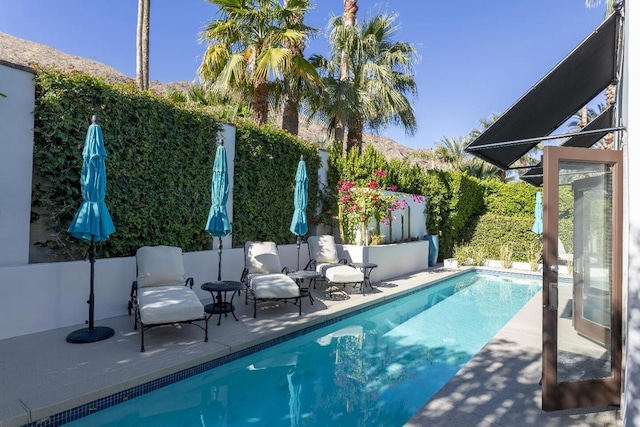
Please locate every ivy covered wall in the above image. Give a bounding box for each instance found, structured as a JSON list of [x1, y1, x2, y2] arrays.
[[32, 70, 319, 261]]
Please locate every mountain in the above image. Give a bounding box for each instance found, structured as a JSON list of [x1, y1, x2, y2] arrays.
[[1, 31, 438, 169]]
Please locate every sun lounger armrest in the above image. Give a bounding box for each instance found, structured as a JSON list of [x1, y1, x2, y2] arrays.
[[282, 266, 290, 274], [185, 277, 194, 289], [241, 267, 249, 284], [131, 280, 138, 298], [304, 259, 316, 271], [338, 258, 348, 265]]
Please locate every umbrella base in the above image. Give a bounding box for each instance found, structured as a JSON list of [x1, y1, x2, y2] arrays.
[[66, 326, 114, 344]]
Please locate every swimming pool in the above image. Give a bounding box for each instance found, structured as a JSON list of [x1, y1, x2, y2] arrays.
[[65, 271, 541, 427]]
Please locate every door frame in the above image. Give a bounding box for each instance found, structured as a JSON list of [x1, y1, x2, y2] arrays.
[[541, 145, 623, 411]]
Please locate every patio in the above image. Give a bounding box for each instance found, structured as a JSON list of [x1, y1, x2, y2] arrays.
[[0, 267, 620, 427]]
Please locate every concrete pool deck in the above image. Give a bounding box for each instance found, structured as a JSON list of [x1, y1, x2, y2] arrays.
[[0, 267, 621, 427]]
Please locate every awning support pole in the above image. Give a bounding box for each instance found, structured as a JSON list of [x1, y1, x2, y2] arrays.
[[465, 126, 626, 152]]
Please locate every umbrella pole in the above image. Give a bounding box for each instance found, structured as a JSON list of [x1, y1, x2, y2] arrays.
[[296, 236, 301, 271], [88, 237, 95, 330], [66, 237, 114, 344], [217, 237, 223, 282]]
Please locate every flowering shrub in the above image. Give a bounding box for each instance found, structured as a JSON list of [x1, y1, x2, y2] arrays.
[[336, 170, 423, 244]]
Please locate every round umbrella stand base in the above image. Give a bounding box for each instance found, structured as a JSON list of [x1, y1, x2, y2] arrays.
[[66, 326, 115, 344]]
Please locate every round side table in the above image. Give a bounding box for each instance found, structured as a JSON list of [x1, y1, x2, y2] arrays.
[[201, 281, 245, 326], [349, 262, 378, 292]]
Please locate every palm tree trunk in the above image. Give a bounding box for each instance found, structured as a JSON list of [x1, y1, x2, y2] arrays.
[[603, 83, 617, 149], [346, 116, 363, 153], [253, 78, 269, 125], [136, 0, 150, 90], [136, 0, 144, 90], [335, 0, 358, 147], [282, 85, 300, 135], [580, 105, 588, 128], [281, 0, 302, 135], [142, 0, 150, 90]]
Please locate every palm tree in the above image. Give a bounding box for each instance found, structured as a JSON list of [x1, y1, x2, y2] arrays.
[[136, 0, 150, 90], [199, 0, 318, 126], [281, 0, 319, 135], [310, 11, 418, 154], [333, 0, 359, 144], [433, 135, 501, 180], [166, 83, 250, 122]]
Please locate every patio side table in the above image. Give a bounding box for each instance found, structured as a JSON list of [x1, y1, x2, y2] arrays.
[[287, 270, 321, 305], [201, 280, 244, 326], [350, 262, 378, 292]]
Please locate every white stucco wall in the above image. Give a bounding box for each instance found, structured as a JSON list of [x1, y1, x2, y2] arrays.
[[0, 238, 425, 340], [624, 1, 640, 425], [0, 63, 35, 266]]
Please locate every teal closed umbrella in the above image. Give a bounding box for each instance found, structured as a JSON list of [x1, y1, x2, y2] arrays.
[[531, 191, 543, 235], [290, 156, 308, 270], [66, 115, 116, 344], [205, 138, 231, 281]]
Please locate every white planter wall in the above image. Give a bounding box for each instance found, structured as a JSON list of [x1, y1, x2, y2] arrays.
[[0, 63, 35, 266], [340, 240, 429, 283]]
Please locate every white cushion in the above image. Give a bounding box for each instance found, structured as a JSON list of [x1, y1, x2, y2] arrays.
[[245, 241, 282, 274], [317, 263, 364, 284], [308, 235, 339, 264], [136, 246, 186, 288], [249, 273, 300, 299], [138, 286, 204, 325]]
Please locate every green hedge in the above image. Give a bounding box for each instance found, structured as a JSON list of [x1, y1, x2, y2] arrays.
[[32, 69, 319, 260], [482, 180, 538, 217], [33, 70, 221, 259], [232, 122, 320, 246], [468, 214, 540, 262]]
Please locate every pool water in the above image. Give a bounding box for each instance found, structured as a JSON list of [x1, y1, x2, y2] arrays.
[[67, 272, 541, 427]]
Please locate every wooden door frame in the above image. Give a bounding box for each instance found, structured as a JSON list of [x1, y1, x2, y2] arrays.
[[541, 146, 623, 411]]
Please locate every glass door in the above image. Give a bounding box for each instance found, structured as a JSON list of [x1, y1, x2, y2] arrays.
[[541, 146, 622, 411]]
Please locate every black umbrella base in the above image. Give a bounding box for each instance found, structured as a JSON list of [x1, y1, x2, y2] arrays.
[[66, 326, 115, 344]]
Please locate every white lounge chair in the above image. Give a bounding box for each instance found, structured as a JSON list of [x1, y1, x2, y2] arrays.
[[241, 241, 301, 318], [128, 245, 208, 352], [307, 235, 365, 295]]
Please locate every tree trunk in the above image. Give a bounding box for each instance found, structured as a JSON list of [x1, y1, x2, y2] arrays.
[[282, 87, 300, 135], [142, 0, 150, 90], [136, 0, 150, 90], [346, 116, 363, 153], [335, 0, 358, 147], [136, 0, 144, 90], [580, 105, 588, 128], [603, 83, 617, 149], [281, 0, 302, 135], [253, 78, 269, 125]]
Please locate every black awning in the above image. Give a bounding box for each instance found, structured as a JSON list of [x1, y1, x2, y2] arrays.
[[464, 12, 620, 170], [520, 106, 615, 186]]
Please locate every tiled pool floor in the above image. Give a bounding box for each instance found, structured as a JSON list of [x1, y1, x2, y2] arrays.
[[0, 267, 621, 427]]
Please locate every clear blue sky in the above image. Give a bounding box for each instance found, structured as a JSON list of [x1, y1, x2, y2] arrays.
[[0, 1, 606, 150]]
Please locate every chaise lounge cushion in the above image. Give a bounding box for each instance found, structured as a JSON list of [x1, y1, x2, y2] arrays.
[[308, 235, 339, 264], [245, 241, 283, 274], [138, 285, 204, 325], [136, 246, 186, 288], [248, 273, 300, 299], [318, 263, 364, 284]]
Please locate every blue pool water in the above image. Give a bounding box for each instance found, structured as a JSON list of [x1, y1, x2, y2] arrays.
[[66, 272, 541, 427]]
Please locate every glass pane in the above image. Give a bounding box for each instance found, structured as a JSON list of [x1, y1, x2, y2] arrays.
[[557, 161, 613, 383]]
